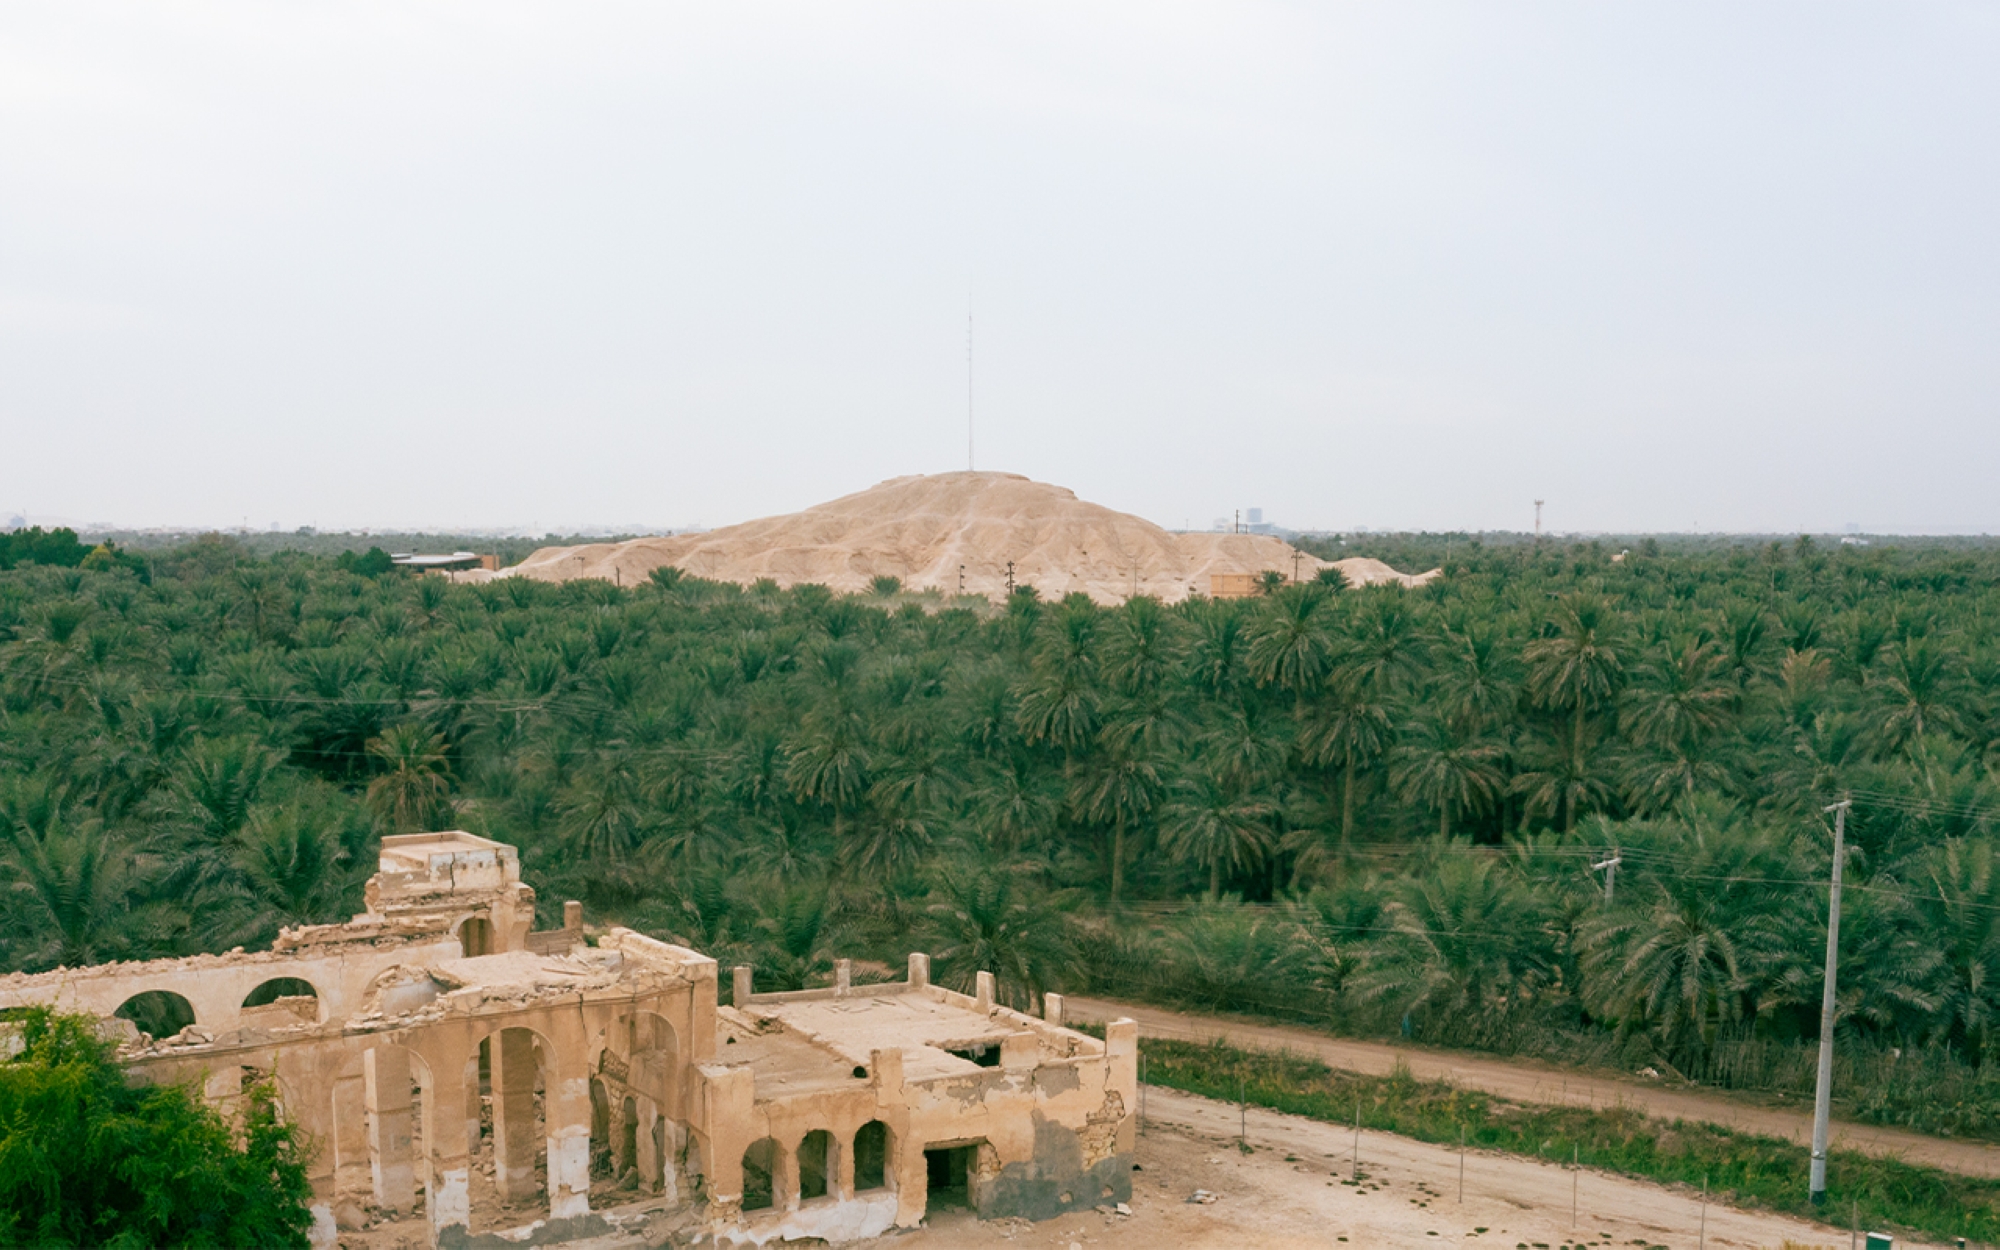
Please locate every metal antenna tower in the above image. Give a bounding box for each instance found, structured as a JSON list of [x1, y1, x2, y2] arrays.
[[967, 308, 974, 472]]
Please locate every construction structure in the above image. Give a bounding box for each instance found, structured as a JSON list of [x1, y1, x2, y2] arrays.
[[0, 832, 1135, 1248]]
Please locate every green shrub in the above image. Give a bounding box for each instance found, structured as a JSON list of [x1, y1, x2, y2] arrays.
[[0, 1008, 313, 1248]]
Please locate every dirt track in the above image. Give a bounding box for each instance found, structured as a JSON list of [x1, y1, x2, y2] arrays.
[[1067, 997, 2000, 1180], [900, 1087, 1911, 1249]]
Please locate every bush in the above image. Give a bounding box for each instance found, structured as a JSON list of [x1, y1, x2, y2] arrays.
[[0, 1008, 314, 1248]]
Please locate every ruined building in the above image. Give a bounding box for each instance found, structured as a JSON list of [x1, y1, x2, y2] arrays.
[[0, 832, 1137, 1247]]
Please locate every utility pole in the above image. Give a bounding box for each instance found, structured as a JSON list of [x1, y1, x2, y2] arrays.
[[1292, 549, 1303, 583], [1004, 560, 1015, 595], [1810, 797, 1851, 1206], [1534, 500, 1545, 540], [1235, 509, 1241, 534], [1592, 848, 1621, 904], [967, 309, 974, 472]]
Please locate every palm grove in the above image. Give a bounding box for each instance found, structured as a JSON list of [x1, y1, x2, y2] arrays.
[[4, 529, 2000, 1137]]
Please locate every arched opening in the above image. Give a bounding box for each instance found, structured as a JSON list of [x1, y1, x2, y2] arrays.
[[853, 1120, 891, 1192], [364, 1044, 434, 1217], [682, 1131, 706, 1200], [589, 1078, 613, 1185], [470, 1026, 551, 1231], [797, 1129, 832, 1202], [114, 990, 195, 1040], [458, 915, 494, 957], [588, 1010, 680, 1196], [619, 1096, 639, 1184], [741, 1137, 778, 1212], [241, 977, 319, 1025]]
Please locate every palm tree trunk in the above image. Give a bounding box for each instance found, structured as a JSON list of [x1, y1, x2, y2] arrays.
[[1110, 815, 1126, 905], [1568, 700, 1587, 833], [1209, 860, 1221, 900], [1341, 756, 1356, 854], [1440, 806, 1450, 839]]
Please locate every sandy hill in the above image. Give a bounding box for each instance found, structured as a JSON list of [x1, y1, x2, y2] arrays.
[[495, 472, 1438, 604]]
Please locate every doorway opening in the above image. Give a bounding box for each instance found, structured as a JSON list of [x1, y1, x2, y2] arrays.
[[923, 1143, 979, 1211]]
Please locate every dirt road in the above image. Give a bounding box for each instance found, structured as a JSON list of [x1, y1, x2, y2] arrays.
[[1068, 996, 2000, 1180], [900, 1087, 1915, 1249]]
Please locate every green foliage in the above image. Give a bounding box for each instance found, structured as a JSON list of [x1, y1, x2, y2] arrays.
[[0, 527, 90, 572], [1141, 1036, 2000, 1243], [3, 532, 2000, 1140], [0, 1007, 313, 1247], [334, 546, 394, 577]]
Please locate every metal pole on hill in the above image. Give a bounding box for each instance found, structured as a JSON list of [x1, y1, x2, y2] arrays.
[[1810, 797, 1852, 1206]]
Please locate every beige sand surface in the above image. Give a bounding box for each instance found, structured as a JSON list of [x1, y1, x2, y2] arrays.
[[898, 1088, 1897, 1249], [341, 1087, 1914, 1248], [492, 472, 1438, 604]]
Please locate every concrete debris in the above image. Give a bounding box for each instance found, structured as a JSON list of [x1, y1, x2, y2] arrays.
[[1185, 1189, 1222, 1204]]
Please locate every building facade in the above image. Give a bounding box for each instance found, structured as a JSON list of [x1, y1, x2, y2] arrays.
[[0, 832, 1136, 1247]]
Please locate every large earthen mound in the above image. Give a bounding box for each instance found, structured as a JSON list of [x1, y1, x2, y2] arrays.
[[497, 472, 1438, 604]]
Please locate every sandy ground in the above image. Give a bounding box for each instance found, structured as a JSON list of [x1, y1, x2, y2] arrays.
[[345, 1088, 1920, 1249], [1070, 997, 2000, 1182], [489, 471, 1438, 603], [894, 1087, 1907, 1250]]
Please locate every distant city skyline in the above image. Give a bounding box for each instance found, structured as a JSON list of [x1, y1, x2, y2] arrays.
[[5, 5, 1997, 536]]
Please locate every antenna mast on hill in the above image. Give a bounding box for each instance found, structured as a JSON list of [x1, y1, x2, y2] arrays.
[[967, 308, 975, 472]]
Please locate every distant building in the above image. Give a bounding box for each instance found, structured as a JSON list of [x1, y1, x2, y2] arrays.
[[1209, 572, 1263, 599]]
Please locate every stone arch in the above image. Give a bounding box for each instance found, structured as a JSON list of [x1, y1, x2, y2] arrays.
[[457, 914, 494, 957], [589, 1077, 613, 1183], [681, 1128, 707, 1199], [797, 1128, 833, 1202], [240, 976, 320, 1025], [587, 1009, 681, 1195], [114, 989, 196, 1039], [364, 1042, 436, 1216], [591, 1010, 680, 1112], [467, 1023, 559, 1229], [619, 1095, 639, 1180], [741, 1137, 778, 1212], [852, 1119, 892, 1192]]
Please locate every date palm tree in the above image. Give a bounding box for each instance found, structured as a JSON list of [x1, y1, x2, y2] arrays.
[[1577, 801, 1803, 1063], [1245, 585, 1334, 700], [1299, 688, 1393, 852], [0, 815, 181, 971], [1066, 741, 1163, 905], [1525, 595, 1624, 771], [1159, 771, 1276, 898], [365, 722, 454, 834], [1909, 836, 2000, 1062], [1389, 718, 1505, 839], [1349, 851, 1554, 1036], [1872, 637, 1967, 758], [1620, 637, 1735, 753], [923, 863, 1079, 1013]]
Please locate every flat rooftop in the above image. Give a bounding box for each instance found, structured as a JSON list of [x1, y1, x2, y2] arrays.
[[377, 830, 515, 874], [732, 987, 1101, 1090]]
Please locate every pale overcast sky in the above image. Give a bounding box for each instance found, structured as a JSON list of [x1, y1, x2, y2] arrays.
[[3, 4, 1996, 535]]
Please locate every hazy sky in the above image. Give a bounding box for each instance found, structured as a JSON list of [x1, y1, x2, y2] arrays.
[[4, 4, 1997, 535]]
